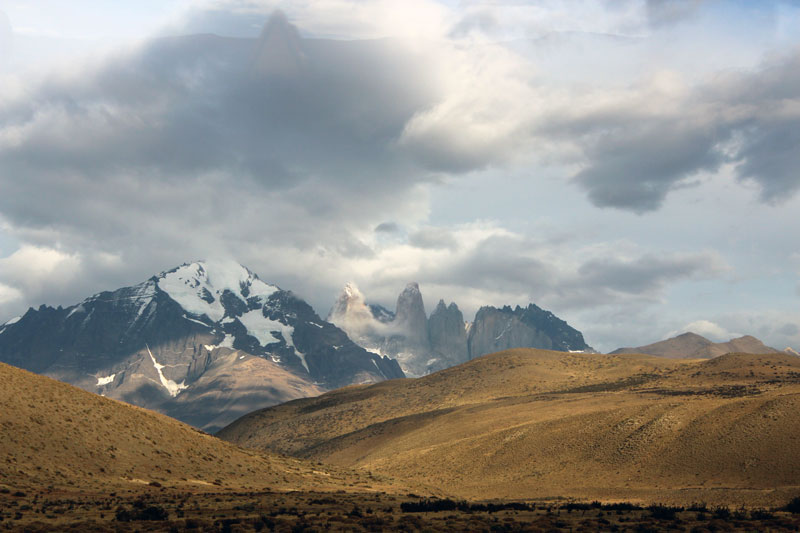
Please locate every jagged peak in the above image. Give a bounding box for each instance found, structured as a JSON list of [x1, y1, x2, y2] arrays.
[[402, 282, 421, 293], [341, 281, 363, 300]]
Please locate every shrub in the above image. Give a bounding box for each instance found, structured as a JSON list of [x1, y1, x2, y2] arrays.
[[712, 506, 731, 520], [784, 497, 800, 514], [115, 504, 169, 521], [648, 504, 683, 520]]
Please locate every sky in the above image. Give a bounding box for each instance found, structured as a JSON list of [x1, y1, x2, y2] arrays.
[[0, 0, 799, 352]]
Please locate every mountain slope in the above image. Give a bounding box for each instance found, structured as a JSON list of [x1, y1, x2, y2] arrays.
[[611, 332, 781, 359], [0, 361, 382, 493], [467, 304, 591, 359], [220, 349, 800, 506], [0, 260, 402, 431]]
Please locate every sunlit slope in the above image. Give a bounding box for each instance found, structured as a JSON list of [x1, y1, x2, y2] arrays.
[[220, 349, 800, 505], [0, 361, 394, 494]]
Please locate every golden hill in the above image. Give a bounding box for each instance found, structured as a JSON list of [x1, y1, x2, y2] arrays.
[[0, 361, 400, 494], [220, 348, 800, 506]]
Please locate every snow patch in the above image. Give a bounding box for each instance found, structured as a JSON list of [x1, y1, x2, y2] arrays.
[[96, 373, 116, 386], [183, 314, 211, 328], [295, 350, 310, 373], [219, 334, 235, 348], [203, 344, 217, 351], [66, 305, 85, 319], [157, 261, 278, 323], [239, 309, 295, 348], [146, 344, 187, 397], [310, 322, 323, 328], [4, 316, 21, 326]]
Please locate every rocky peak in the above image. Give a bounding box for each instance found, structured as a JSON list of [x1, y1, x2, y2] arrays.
[[394, 282, 429, 347], [428, 300, 468, 369]]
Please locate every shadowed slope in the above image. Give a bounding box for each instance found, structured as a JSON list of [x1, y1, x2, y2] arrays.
[[220, 349, 800, 506]]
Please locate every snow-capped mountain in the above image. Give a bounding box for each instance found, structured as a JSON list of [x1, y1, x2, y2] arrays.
[[329, 282, 593, 376], [0, 261, 403, 431]]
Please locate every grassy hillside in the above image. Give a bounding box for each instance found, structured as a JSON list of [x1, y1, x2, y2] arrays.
[[220, 349, 800, 506], [0, 361, 392, 494]]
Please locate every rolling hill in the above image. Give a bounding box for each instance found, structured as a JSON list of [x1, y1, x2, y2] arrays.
[[0, 360, 399, 494], [220, 348, 800, 506]]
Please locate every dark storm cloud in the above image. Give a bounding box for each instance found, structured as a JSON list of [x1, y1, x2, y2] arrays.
[[574, 253, 723, 295], [572, 120, 724, 212], [554, 50, 800, 212], [0, 13, 438, 250]]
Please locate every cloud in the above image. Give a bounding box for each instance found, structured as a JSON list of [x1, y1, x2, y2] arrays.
[[0, 9, 12, 71], [0, 245, 81, 290], [339, 223, 729, 321], [537, 51, 800, 211], [0, 13, 441, 262], [669, 319, 736, 342], [645, 0, 703, 28], [575, 252, 726, 295], [0, 283, 22, 307], [0, 246, 83, 311], [408, 227, 459, 250], [374, 222, 400, 234]]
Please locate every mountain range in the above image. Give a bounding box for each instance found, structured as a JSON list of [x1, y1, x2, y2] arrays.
[[328, 282, 592, 376], [610, 332, 781, 359], [0, 260, 402, 432]]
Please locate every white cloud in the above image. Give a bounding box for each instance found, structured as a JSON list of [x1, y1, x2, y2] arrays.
[[0, 245, 82, 290], [667, 319, 737, 342], [0, 282, 22, 306]]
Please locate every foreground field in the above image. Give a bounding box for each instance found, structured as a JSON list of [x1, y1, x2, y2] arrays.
[[3, 487, 800, 532], [220, 349, 800, 506]]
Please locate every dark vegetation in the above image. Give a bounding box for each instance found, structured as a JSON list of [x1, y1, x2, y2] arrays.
[[3, 490, 800, 532]]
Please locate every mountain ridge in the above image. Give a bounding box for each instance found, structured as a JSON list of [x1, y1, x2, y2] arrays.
[[328, 281, 592, 376], [610, 331, 781, 359], [0, 260, 403, 432]]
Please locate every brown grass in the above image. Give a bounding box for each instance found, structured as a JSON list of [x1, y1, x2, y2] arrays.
[[0, 361, 409, 496], [220, 349, 800, 506]]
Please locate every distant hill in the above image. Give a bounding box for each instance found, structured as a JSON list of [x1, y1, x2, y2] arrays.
[[0, 360, 393, 493], [610, 332, 780, 359], [220, 348, 800, 506]]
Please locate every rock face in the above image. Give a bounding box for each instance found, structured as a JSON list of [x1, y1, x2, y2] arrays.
[[428, 300, 469, 370], [611, 332, 780, 359], [329, 283, 592, 376], [0, 261, 403, 432], [329, 282, 429, 377], [468, 304, 591, 360]]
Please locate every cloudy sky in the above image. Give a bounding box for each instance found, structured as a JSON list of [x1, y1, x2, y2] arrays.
[[1, 0, 799, 352]]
